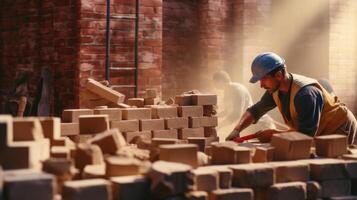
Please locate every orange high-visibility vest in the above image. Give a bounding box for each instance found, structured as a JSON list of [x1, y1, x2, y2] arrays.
[[272, 73, 348, 136]]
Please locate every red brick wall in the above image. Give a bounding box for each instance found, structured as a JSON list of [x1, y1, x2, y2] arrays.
[[0, 0, 80, 115], [79, 0, 162, 107]]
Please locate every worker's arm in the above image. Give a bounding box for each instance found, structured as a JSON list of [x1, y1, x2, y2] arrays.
[[225, 111, 255, 140]]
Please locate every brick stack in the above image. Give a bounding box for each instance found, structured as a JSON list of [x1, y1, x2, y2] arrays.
[[3, 93, 357, 199]]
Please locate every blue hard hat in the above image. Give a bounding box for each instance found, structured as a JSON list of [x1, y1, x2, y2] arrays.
[[249, 52, 285, 83]]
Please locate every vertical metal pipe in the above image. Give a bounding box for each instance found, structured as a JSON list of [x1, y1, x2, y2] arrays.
[[105, 0, 111, 80], [134, 0, 140, 97]]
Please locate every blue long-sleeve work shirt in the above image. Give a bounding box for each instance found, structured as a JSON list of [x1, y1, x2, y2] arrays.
[[247, 85, 324, 136]]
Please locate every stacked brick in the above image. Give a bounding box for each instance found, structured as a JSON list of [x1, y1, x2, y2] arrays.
[[3, 92, 357, 199]]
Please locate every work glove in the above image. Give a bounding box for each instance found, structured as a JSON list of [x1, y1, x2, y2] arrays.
[[225, 129, 240, 141]]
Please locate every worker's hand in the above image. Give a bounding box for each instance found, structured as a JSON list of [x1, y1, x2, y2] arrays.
[[225, 129, 240, 141], [255, 129, 279, 143]]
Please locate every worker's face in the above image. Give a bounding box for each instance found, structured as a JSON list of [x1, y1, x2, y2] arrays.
[[260, 75, 280, 94]]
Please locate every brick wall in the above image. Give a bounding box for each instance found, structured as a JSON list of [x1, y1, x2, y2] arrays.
[[79, 0, 162, 107], [0, 0, 80, 115]]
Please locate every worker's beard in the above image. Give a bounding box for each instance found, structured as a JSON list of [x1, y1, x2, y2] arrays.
[[267, 80, 281, 94]]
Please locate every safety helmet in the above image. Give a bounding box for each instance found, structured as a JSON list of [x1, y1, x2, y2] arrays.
[[249, 52, 285, 83]]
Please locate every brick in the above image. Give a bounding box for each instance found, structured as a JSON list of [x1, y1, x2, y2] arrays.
[[42, 158, 72, 176], [144, 97, 159, 105], [121, 108, 151, 120], [79, 114, 109, 135], [230, 163, 274, 188], [86, 78, 125, 104], [271, 161, 309, 183], [152, 129, 178, 139], [139, 119, 165, 131], [83, 164, 105, 179], [178, 128, 205, 139], [191, 94, 217, 105], [188, 137, 210, 152], [178, 106, 203, 117], [13, 117, 44, 141], [190, 168, 219, 192], [306, 181, 322, 200], [110, 120, 139, 132], [93, 108, 122, 121], [315, 134, 348, 157], [159, 144, 198, 168], [165, 117, 188, 129], [145, 88, 157, 98], [209, 188, 253, 200], [186, 191, 208, 200], [268, 182, 307, 200], [0, 115, 12, 148], [88, 129, 127, 154], [74, 144, 104, 171], [122, 131, 151, 143], [51, 146, 71, 159], [151, 105, 178, 119], [111, 175, 150, 200], [61, 123, 79, 136], [38, 117, 61, 140], [252, 146, 275, 163], [3, 170, 54, 200], [175, 95, 192, 106], [127, 98, 145, 107], [148, 161, 192, 199], [62, 179, 111, 200], [189, 116, 218, 128], [306, 159, 348, 181], [343, 154, 357, 160], [62, 109, 93, 123], [105, 156, 141, 177], [211, 142, 251, 164], [152, 138, 180, 146], [320, 179, 351, 198], [270, 132, 313, 161], [199, 166, 233, 189]]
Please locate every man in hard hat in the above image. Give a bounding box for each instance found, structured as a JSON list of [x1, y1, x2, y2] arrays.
[[212, 70, 280, 140], [226, 52, 357, 144]]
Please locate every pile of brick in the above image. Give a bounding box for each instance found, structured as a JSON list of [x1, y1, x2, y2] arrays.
[[1, 81, 357, 199]]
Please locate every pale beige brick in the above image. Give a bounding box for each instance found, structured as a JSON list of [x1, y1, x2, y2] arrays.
[[211, 142, 251, 164], [252, 146, 275, 163], [93, 108, 122, 121], [271, 132, 313, 161], [127, 98, 145, 107], [61, 123, 79, 136], [315, 134, 348, 158], [190, 168, 219, 192], [86, 78, 125, 104], [88, 129, 127, 155], [62, 178, 111, 200], [121, 108, 151, 120], [192, 94, 217, 105], [62, 109, 93, 123], [209, 188, 253, 200], [165, 117, 188, 129], [105, 156, 141, 177], [79, 114, 109, 135], [159, 144, 198, 168], [83, 164, 105, 179], [111, 175, 150, 200], [139, 119, 165, 131], [178, 106, 204, 117], [178, 128, 205, 139], [110, 119, 139, 132], [151, 106, 178, 119], [152, 129, 178, 139], [230, 163, 274, 188]]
